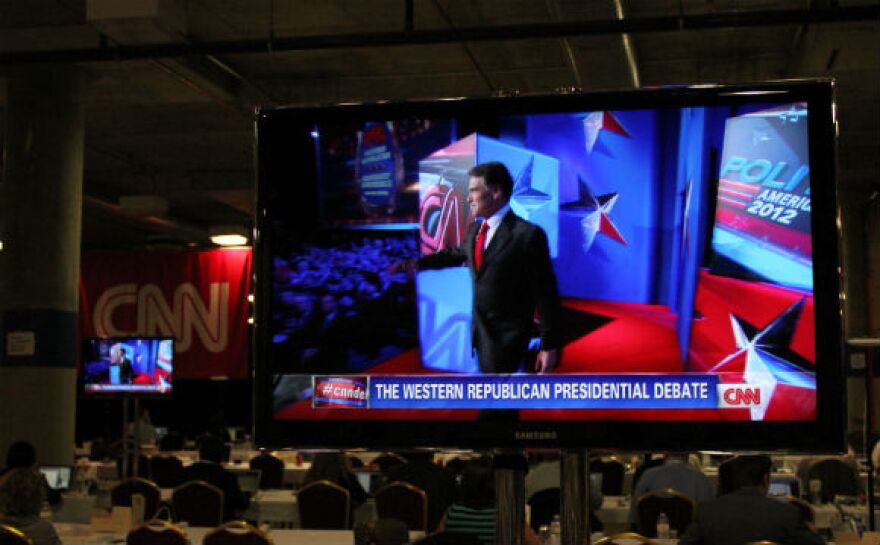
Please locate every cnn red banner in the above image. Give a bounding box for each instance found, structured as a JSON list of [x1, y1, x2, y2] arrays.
[[80, 249, 252, 379]]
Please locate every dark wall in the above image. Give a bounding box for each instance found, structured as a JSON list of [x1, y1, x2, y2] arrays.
[[75, 379, 252, 443]]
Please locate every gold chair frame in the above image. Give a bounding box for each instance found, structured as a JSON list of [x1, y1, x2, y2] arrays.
[[374, 480, 429, 531], [127, 519, 191, 545], [203, 520, 274, 545], [296, 479, 351, 529]]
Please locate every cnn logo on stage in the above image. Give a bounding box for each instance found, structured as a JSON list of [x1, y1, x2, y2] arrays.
[[717, 385, 763, 408]]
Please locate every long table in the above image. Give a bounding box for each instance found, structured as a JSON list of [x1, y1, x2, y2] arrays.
[[57, 489, 377, 528], [54, 523, 424, 545]]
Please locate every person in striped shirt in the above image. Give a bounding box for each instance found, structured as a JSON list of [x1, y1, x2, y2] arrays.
[[437, 457, 540, 545]]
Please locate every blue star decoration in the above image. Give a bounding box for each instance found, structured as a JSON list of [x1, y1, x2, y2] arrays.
[[709, 297, 815, 420], [583, 111, 631, 154], [561, 175, 626, 252], [511, 156, 550, 212]]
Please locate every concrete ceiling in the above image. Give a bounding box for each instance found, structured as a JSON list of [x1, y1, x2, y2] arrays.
[[0, 0, 878, 250]]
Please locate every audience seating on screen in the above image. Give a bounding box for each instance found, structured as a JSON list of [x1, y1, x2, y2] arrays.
[[297, 480, 351, 529]]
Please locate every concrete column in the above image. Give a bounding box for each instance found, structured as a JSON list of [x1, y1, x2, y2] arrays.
[[0, 65, 85, 466], [495, 453, 527, 545], [561, 450, 589, 545]]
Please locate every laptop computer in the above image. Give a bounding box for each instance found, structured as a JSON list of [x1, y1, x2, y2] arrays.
[[769, 475, 800, 497], [39, 466, 72, 491], [236, 469, 262, 495], [355, 470, 385, 494]]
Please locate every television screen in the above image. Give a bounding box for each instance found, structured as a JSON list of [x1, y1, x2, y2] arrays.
[[82, 337, 174, 394], [39, 466, 72, 491], [255, 81, 842, 450]]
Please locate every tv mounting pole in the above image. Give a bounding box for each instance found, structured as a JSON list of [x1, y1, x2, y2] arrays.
[[848, 338, 878, 531]]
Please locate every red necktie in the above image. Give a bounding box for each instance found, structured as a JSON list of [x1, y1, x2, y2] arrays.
[[475, 221, 489, 272]]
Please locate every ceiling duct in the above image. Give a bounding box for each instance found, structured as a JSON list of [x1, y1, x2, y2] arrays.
[[118, 195, 169, 217]]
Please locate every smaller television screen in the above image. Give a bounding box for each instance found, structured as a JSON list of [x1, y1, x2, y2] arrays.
[[82, 337, 174, 394], [39, 466, 72, 491]]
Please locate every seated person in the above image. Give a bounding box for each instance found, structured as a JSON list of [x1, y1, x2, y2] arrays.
[[126, 408, 157, 446], [180, 434, 247, 521], [383, 450, 456, 533], [303, 452, 368, 512], [1, 441, 61, 506], [0, 468, 61, 545], [437, 458, 540, 545], [630, 452, 713, 524], [679, 455, 824, 545]]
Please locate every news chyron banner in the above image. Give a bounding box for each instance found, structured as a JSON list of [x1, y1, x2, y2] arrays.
[[79, 249, 252, 379], [312, 374, 771, 417]]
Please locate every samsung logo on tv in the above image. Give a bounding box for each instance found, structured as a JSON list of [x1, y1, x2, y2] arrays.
[[514, 431, 557, 441]]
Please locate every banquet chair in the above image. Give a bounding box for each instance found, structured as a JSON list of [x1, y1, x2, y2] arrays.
[[126, 519, 191, 545], [0, 524, 32, 545], [806, 458, 860, 502], [527, 487, 560, 532], [173, 480, 225, 527], [150, 455, 185, 488], [297, 480, 350, 529], [717, 455, 738, 496], [248, 452, 284, 489], [374, 481, 428, 532], [370, 453, 407, 471], [203, 521, 273, 545], [635, 487, 695, 538], [111, 477, 162, 520], [590, 456, 626, 495], [593, 532, 658, 545]]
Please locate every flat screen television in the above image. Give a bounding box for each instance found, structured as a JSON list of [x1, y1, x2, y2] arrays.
[[82, 337, 174, 394], [254, 80, 843, 451]]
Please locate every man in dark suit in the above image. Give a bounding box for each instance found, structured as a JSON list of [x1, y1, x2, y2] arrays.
[[678, 455, 824, 545], [419, 161, 561, 374], [181, 434, 248, 521], [109, 344, 133, 384]]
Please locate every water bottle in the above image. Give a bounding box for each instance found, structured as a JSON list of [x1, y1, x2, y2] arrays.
[[656, 512, 670, 539], [548, 514, 561, 545]]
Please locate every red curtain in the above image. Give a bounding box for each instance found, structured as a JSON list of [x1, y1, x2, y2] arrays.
[[80, 249, 252, 379]]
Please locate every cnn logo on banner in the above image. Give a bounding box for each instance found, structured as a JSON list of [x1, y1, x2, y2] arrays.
[[93, 282, 229, 353], [717, 384, 763, 408]]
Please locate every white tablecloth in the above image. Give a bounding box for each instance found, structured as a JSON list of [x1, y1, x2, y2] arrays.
[[54, 523, 424, 545]]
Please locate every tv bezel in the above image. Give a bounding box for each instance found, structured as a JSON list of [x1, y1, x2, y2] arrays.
[[80, 336, 176, 397], [253, 80, 844, 452]]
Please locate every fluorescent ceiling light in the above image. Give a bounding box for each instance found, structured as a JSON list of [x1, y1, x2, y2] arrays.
[[210, 234, 248, 246]]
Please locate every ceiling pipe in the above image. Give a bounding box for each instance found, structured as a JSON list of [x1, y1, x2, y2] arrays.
[[1, 5, 876, 64], [613, 0, 641, 88], [83, 195, 209, 243]]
